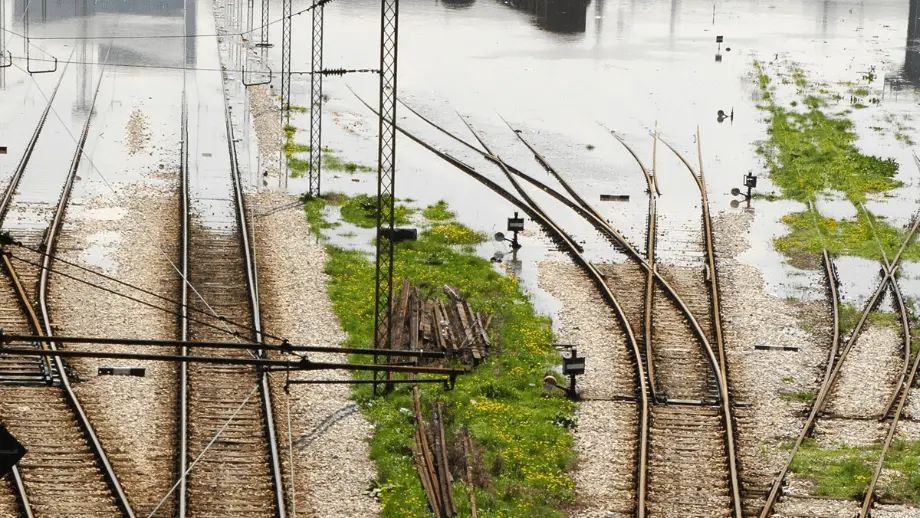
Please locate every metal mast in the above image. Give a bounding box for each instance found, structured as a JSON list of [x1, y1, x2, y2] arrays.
[[280, 0, 292, 110], [259, 0, 270, 46], [372, 0, 400, 392], [308, 0, 324, 196]]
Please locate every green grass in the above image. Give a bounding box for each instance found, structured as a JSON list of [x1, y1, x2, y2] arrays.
[[283, 125, 373, 177], [853, 87, 870, 97], [752, 61, 920, 265], [585, 144, 595, 151], [423, 200, 455, 221], [781, 375, 795, 383], [304, 195, 578, 517], [785, 439, 920, 503], [337, 193, 415, 228], [424, 222, 486, 246], [779, 392, 815, 403]]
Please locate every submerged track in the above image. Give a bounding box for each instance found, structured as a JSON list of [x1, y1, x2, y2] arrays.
[[0, 57, 136, 517]]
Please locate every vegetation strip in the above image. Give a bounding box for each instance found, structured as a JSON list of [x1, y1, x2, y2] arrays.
[[304, 194, 577, 517], [753, 59, 920, 505], [753, 60, 920, 266]]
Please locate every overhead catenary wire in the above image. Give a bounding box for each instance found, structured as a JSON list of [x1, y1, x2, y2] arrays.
[[6, 250, 265, 343], [3, 238, 285, 342], [6, 55, 378, 75]]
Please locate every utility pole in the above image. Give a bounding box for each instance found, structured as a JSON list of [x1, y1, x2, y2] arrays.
[[309, 0, 324, 196], [372, 0, 400, 393], [280, 0, 292, 111]]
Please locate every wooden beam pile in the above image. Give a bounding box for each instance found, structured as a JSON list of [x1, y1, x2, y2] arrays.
[[412, 388, 457, 517], [384, 280, 491, 363]]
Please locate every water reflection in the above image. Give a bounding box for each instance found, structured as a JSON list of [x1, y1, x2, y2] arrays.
[[498, 0, 589, 33], [906, 0, 920, 85], [440, 0, 476, 11], [13, 0, 184, 20]]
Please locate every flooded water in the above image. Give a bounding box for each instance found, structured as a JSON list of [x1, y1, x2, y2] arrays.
[[1, 0, 919, 314]]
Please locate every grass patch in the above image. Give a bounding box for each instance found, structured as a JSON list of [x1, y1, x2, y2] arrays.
[[774, 208, 920, 266], [309, 195, 577, 517], [779, 391, 815, 403], [288, 104, 308, 113], [302, 192, 347, 238], [338, 193, 414, 228], [585, 144, 595, 150], [781, 375, 795, 383], [785, 439, 920, 503], [423, 200, 455, 221], [284, 125, 373, 177], [424, 222, 486, 246], [753, 62, 918, 264], [853, 87, 870, 97]]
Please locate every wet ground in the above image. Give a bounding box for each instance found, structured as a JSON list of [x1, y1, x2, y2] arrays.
[[1, 0, 919, 316]]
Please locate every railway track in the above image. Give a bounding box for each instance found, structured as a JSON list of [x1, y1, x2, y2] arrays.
[[0, 57, 135, 517], [759, 201, 920, 517], [364, 93, 746, 517], [172, 68, 286, 517]]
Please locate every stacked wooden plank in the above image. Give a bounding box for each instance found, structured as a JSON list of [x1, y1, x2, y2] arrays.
[[383, 280, 491, 363], [411, 388, 457, 517]]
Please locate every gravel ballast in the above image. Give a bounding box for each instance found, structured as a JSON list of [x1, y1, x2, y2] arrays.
[[250, 191, 380, 518], [538, 260, 637, 516], [51, 175, 179, 515]]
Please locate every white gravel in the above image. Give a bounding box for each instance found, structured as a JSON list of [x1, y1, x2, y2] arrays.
[[538, 261, 637, 516], [250, 191, 380, 518], [51, 176, 179, 515], [825, 324, 901, 419]]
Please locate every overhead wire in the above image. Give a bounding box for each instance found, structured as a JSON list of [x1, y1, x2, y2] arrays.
[[7, 55, 378, 75], [3, 239, 283, 342], [5, 42, 284, 349], [6, 250, 261, 343]]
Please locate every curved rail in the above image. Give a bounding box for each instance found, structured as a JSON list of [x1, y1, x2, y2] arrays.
[[454, 114, 650, 517], [759, 212, 920, 517], [515, 121, 660, 400], [858, 204, 914, 517], [354, 90, 745, 516], [859, 205, 913, 420], [35, 60, 137, 517], [657, 129, 742, 516]]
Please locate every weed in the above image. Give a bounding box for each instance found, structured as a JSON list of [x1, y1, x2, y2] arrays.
[[854, 87, 870, 97], [309, 196, 578, 516], [785, 438, 920, 503], [423, 200, 455, 221], [339, 193, 414, 228], [424, 222, 486, 246], [780, 392, 815, 403], [585, 144, 595, 151], [781, 376, 795, 383]]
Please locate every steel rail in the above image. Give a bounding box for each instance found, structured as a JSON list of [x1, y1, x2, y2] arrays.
[[860, 204, 912, 419], [392, 99, 726, 365], [599, 127, 663, 400], [657, 129, 742, 516], [857, 204, 914, 517], [35, 60, 137, 517], [224, 92, 288, 518], [454, 113, 650, 517], [0, 52, 70, 518], [356, 92, 747, 516], [759, 214, 920, 518], [644, 131, 658, 400], [512, 121, 660, 401], [177, 76, 190, 518]]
